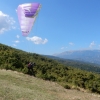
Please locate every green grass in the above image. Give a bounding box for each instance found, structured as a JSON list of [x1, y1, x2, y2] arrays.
[[0, 69, 100, 100]]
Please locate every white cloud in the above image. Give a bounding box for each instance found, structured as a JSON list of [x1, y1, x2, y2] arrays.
[[0, 11, 15, 33], [61, 46, 67, 50], [13, 44, 16, 46], [16, 35, 20, 39], [26, 36, 48, 44], [69, 42, 74, 45], [61, 47, 64, 49], [14, 40, 20, 43], [89, 41, 95, 48], [15, 9, 17, 12]]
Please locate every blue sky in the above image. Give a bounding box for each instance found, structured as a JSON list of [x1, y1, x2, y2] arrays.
[[0, 0, 100, 55]]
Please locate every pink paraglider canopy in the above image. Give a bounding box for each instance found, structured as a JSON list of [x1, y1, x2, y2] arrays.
[[17, 3, 41, 36]]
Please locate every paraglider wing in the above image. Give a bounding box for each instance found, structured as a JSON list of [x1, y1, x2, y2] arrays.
[[17, 3, 41, 36]]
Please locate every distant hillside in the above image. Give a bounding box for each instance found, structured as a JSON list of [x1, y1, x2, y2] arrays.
[[44, 55, 100, 74], [53, 50, 100, 65], [0, 43, 100, 94], [0, 69, 100, 100]]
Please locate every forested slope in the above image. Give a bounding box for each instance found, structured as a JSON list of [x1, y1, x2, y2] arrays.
[[0, 43, 100, 94]]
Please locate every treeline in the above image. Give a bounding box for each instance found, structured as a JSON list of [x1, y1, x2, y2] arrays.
[[0, 43, 100, 94], [57, 59, 100, 74], [45, 55, 100, 74]]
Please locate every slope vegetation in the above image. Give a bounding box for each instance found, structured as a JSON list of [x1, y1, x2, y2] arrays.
[[0, 43, 100, 94]]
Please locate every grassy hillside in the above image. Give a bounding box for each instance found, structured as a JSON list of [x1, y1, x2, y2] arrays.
[[0, 69, 100, 100], [0, 43, 100, 94]]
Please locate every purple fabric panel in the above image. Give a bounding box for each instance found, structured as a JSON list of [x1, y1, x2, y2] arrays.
[[24, 3, 40, 17], [17, 3, 41, 36]]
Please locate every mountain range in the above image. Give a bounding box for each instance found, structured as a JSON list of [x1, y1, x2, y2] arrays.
[[53, 50, 100, 65]]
